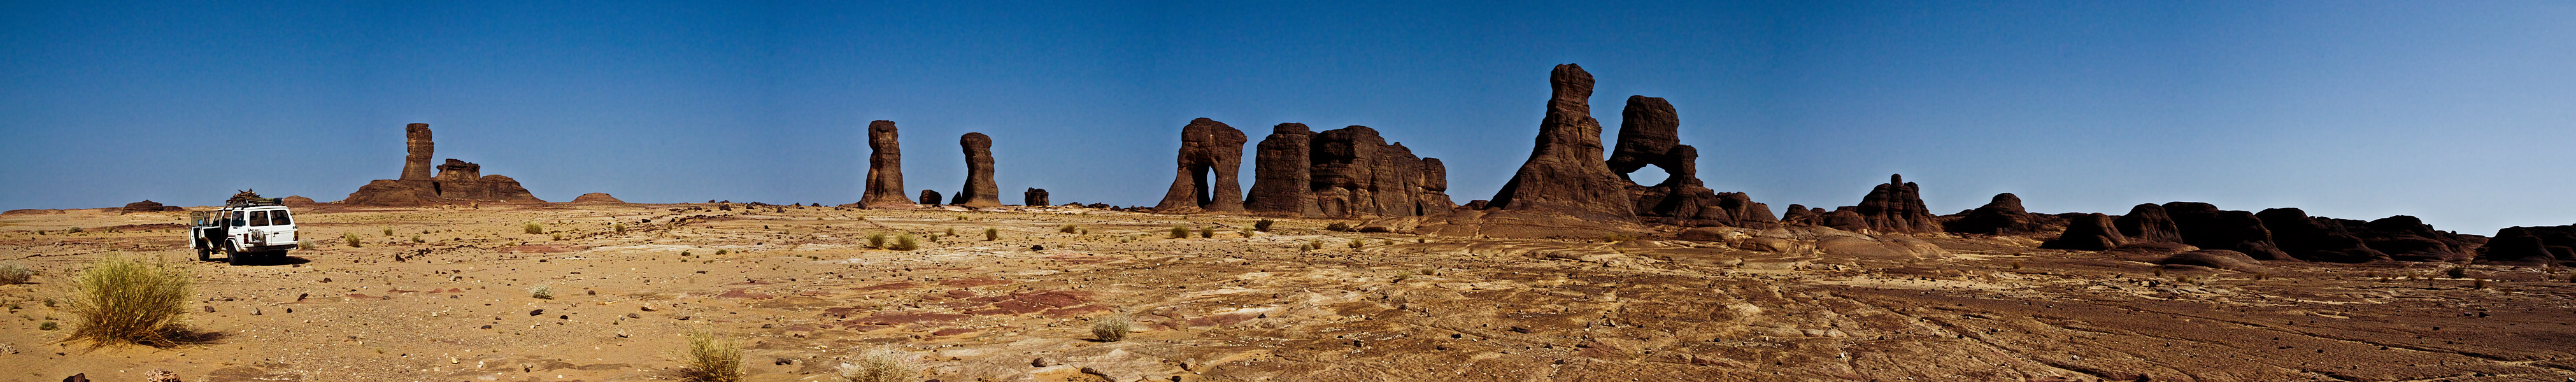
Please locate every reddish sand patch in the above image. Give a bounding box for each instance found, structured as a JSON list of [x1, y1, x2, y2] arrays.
[[1042, 304, 1109, 318], [940, 278, 1009, 287], [855, 282, 918, 292], [943, 289, 977, 299], [930, 328, 976, 336], [716, 289, 775, 299], [1011, 291, 1092, 307], [795, 290, 829, 297], [850, 311, 967, 325], [969, 300, 1049, 316]]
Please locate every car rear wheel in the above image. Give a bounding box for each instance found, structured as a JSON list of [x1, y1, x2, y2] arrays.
[[225, 249, 244, 265]]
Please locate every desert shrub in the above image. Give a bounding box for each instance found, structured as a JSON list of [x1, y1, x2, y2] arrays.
[[676, 329, 744, 382], [1254, 219, 1274, 232], [2252, 272, 2268, 281], [64, 255, 195, 347], [2010, 262, 2022, 269], [2446, 266, 2468, 279], [1169, 225, 1189, 239], [836, 346, 919, 382], [613, 223, 627, 233], [1302, 241, 1320, 251], [868, 234, 887, 249], [1199, 227, 1213, 238], [523, 222, 546, 235], [945, 227, 957, 237], [715, 250, 729, 255], [0, 262, 33, 284], [66, 227, 82, 234], [681, 251, 693, 257], [1324, 222, 1349, 232], [341, 232, 364, 248], [39, 321, 58, 330], [985, 227, 999, 241], [2473, 279, 2488, 290], [891, 234, 920, 251], [1238, 227, 1256, 237], [1058, 224, 1081, 234], [1604, 233, 1635, 243], [551, 233, 564, 241], [381, 227, 394, 236], [530, 285, 555, 299], [1092, 313, 1132, 342], [1348, 240, 1365, 249], [411, 236, 424, 243]]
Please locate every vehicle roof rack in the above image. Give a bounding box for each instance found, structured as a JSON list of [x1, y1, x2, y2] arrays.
[[226, 197, 283, 208]]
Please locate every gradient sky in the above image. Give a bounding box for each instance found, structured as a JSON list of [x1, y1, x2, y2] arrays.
[[5, 1, 2572, 234]]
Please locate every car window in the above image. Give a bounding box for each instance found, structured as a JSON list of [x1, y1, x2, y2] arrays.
[[229, 212, 246, 227], [271, 210, 292, 225], [250, 211, 271, 227]]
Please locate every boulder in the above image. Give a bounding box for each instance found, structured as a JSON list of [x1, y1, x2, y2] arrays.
[[2161, 202, 2290, 260], [1946, 193, 2046, 235], [918, 190, 943, 206], [343, 124, 545, 206], [1851, 174, 1940, 234], [2158, 250, 2265, 272], [2114, 203, 2184, 244], [1482, 64, 1635, 221], [1153, 118, 1247, 213], [859, 120, 914, 208], [1022, 188, 1049, 206], [570, 193, 623, 203], [1244, 123, 1318, 216], [953, 132, 1002, 208], [2042, 213, 2126, 250]]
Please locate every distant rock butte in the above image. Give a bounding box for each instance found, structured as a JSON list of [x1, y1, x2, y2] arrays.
[[1022, 188, 1048, 207], [341, 124, 545, 206], [570, 193, 623, 203], [120, 200, 182, 213], [860, 120, 915, 208], [1154, 118, 1247, 213], [953, 132, 1002, 208], [1483, 64, 1635, 221]]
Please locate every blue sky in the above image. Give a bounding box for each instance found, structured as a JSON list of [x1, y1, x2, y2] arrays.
[[4, 1, 2572, 234]]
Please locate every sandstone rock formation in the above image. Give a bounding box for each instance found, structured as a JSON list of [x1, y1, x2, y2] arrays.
[[1851, 174, 1940, 234], [919, 190, 943, 206], [1154, 118, 1246, 213], [280, 196, 317, 206], [1600, 96, 1779, 229], [120, 200, 180, 213], [2256, 208, 2386, 262], [2159, 202, 2290, 260], [1780, 204, 1823, 225], [2042, 213, 2126, 250], [2114, 203, 2185, 244], [1945, 193, 2049, 235], [1023, 188, 1048, 206], [342, 124, 546, 206], [1483, 64, 1635, 221], [2354, 216, 2484, 262], [2479, 225, 2575, 265], [860, 120, 914, 208], [953, 132, 1002, 208], [1244, 123, 1318, 216], [570, 193, 624, 203]]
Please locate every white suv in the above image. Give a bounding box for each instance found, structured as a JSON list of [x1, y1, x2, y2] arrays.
[[190, 199, 298, 265]]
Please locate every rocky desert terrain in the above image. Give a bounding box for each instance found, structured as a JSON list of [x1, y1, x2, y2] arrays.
[[4, 201, 2574, 381]]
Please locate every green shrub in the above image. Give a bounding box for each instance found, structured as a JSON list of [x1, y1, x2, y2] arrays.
[[891, 234, 920, 251], [1092, 314, 1132, 342], [343, 232, 364, 248], [529, 285, 555, 299], [1199, 227, 1213, 238], [0, 262, 34, 284], [1325, 222, 1349, 232], [945, 227, 957, 237], [676, 329, 744, 382], [64, 255, 194, 347], [411, 236, 424, 243], [836, 346, 919, 382], [1237, 227, 1256, 237], [39, 321, 58, 330], [1253, 219, 1274, 232], [985, 227, 999, 241], [613, 223, 627, 233], [1169, 225, 1189, 239], [1348, 240, 1365, 249], [868, 234, 887, 249], [381, 227, 394, 236], [523, 222, 546, 235]]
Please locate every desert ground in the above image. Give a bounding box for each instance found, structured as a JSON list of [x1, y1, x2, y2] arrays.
[[3, 202, 2573, 381]]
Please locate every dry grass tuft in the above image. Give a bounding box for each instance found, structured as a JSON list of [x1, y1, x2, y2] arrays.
[[0, 262, 32, 285], [530, 285, 555, 299], [891, 234, 920, 251], [62, 254, 194, 348], [523, 222, 546, 235], [675, 329, 744, 382], [836, 346, 920, 382], [1092, 313, 1132, 342]]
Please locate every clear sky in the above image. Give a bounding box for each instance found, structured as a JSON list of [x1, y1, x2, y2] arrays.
[[5, 1, 2572, 235]]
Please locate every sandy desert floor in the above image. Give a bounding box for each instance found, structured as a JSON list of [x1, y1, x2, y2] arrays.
[[3, 202, 2573, 381]]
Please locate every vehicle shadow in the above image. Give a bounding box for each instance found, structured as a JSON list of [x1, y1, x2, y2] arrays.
[[198, 254, 311, 266]]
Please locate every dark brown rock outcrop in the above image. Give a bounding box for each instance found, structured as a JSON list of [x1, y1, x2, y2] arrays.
[[280, 196, 317, 206], [1781, 204, 1823, 225], [2255, 208, 2387, 263], [860, 120, 914, 208], [1851, 174, 1939, 234], [1244, 123, 1318, 216], [1607, 96, 1685, 181], [2161, 202, 2290, 260], [120, 200, 181, 213], [570, 193, 623, 203], [2042, 213, 2128, 250], [953, 132, 1001, 208], [2114, 203, 2185, 244], [1154, 118, 1247, 213], [1946, 193, 2047, 235], [919, 190, 943, 206], [1022, 188, 1048, 206], [1483, 64, 1635, 221], [2479, 225, 2575, 265], [343, 124, 546, 206], [2356, 216, 2483, 262]]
